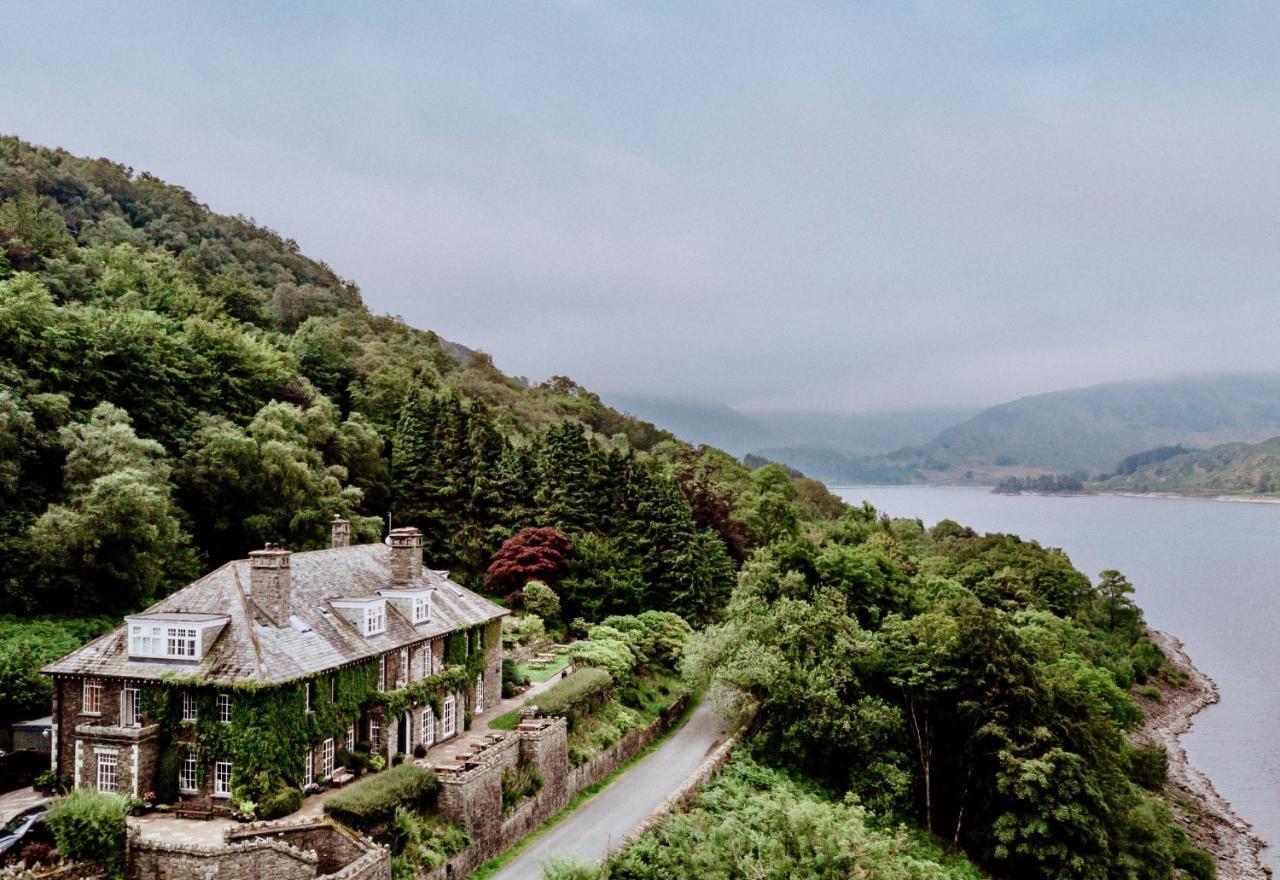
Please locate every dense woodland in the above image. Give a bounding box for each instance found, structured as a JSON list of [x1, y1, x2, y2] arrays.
[[0, 137, 1213, 879]]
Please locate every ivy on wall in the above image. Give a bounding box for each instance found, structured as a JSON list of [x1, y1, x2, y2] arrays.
[[140, 622, 500, 801]]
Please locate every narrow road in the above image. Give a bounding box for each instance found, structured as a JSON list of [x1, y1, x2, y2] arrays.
[[490, 698, 729, 880]]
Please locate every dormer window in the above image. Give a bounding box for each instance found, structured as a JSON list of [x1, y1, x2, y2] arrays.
[[365, 603, 386, 636], [126, 613, 228, 662], [412, 595, 429, 624]]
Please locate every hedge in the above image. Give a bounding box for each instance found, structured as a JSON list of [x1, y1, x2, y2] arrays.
[[45, 789, 131, 877], [323, 763, 438, 831], [530, 667, 612, 729], [257, 785, 303, 820]]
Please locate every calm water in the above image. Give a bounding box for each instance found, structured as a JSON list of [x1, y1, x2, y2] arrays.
[[834, 485, 1280, 868]]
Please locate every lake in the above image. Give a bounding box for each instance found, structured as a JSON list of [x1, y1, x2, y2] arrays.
[[833, 485, 1280, 869]]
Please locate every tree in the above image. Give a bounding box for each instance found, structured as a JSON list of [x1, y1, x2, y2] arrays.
[[27, 403, 196, 612], [484, 527, 572, 593], [522, 580, 561, 622], [1096, 569, 1137, 631]]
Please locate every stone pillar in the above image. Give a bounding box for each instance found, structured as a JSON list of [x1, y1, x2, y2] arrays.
[[388, 528, 422, 582]]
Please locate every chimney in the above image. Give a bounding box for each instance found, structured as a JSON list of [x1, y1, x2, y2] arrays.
[[250, 543, 292, 626], [331, 516, 351, 549], [389, 527, 423, 582]]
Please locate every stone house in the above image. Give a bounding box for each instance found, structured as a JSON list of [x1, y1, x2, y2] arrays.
[[41, 522, 506, 806]]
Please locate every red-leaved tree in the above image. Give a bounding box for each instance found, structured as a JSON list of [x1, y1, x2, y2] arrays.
[[484, 527, 573, 593]]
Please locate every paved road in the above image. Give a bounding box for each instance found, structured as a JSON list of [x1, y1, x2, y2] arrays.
[[490, 698, 729, 880]]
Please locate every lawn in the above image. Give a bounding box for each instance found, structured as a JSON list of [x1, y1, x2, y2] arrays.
[[517, 653, 571, 683]]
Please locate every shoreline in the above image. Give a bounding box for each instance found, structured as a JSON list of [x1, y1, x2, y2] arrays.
[[1137, 630, 1271, 879]]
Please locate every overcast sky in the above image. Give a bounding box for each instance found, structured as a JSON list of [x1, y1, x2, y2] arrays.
[[6, 2, 1280, 412]]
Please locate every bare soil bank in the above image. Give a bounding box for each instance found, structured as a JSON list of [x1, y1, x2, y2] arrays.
[[1135, 631, 1271, 879]]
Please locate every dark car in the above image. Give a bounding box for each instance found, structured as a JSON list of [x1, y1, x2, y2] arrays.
[[0, 805, 51, 861]]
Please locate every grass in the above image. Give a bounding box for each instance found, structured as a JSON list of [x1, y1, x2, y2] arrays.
[[490, 708, 521, 731], [518, 654, 571, 682], [470, 691, 701, 880]]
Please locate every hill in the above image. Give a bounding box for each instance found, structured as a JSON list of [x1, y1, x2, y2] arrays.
[[605, 395, 972, 463], [919, 374, 1280, 475], [1096, 436, 1280, 495]]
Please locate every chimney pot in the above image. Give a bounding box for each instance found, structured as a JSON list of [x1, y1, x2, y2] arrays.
[[249, 544, 292, 626], [389, 526, 423, 582]]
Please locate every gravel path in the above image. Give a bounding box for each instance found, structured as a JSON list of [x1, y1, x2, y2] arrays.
[[489, 698, 730, 880]]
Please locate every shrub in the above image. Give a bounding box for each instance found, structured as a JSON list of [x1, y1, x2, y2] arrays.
[[389, 807, 469, 870], [1176, 845, 1217, 880], [393, 752, 405, 767], [1127, 743, 1170, 791], [501, 765, 543, 814], [324, 763, 438, 831], [19, 841, 55, 866], [338, 747, 370, 775], [34, 769, 70, 795], [530, 667, 612, 729], [45, 789, 131, 875], [413, 743, 427, 759], [523, 580, 561, 622], [502, 658, 528, 698], [257, 786, 303, 820]]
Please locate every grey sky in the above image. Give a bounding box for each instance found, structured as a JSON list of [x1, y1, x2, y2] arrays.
[[6, 2, 1279, 412]]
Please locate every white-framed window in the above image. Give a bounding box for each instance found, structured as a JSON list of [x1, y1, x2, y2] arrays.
[[346, 724, 356, 752], [129, 624, 164, 656], [427, 642, 435, 675], [179, 750, 199, 793], [303, 749, 314, 786], [166, 627, 198, 658], [96, 750, 118, 792], [412, 646, 424, 682], [369, 718, 381, 752], [213, 761, 233, 797], [364, 603, 386, 636], [304, 682, 312, 714], [82, 679, 102, 715], [441, 695, 456, 738], [120, 687, 139, 727], [181, 692, 198, 722], [330, 677, 336, 701], [378, 656, 386, 691], [321, 738, 334, 778], [420, 708, 433, 746], [217, 694, 231, 723], [412, 595, 429, 624], [477, 626, 484, 650], [474, 674, 484, 715], [398, 648, 409, 687]]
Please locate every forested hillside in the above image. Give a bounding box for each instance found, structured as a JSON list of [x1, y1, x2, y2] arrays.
[[1097, 436, 1280, 496], [0, 137, 1215, 879], [919, 375, 1280, 475], [0, 135, 836, 723]]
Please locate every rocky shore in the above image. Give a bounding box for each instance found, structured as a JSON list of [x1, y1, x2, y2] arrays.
[[1134, 630, 1271, 879]]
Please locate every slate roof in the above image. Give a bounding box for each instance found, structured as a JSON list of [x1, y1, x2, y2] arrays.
[[43, 543, 507, 686]]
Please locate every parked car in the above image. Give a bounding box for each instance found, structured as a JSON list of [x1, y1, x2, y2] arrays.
[[0, 805, 51, 861]]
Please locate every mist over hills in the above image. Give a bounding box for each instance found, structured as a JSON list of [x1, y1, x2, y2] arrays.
[[604, 395, 972, 459], [922, 374, 1280, 475], [619, 375, 1280, 486]]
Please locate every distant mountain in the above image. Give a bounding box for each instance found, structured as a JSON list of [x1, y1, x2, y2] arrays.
[[919, 374, 1280, 474], [604, 395, 973, 460], [1096, 437, 1280, 495]]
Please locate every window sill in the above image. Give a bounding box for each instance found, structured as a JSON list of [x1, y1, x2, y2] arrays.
[[80, 712, 102, 718]]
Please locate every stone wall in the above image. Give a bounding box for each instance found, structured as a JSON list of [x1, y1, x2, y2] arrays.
[[126, 818, 390, 880], [128, 835, 318, 880], [420, 695, 691, 880]]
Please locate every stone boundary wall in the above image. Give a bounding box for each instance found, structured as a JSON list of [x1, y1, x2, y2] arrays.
[[128, 834, 317, 880], [125, 817, 390, 880], [420, 693, 694, 880]]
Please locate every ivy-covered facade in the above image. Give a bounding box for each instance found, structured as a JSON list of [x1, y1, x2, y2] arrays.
[[43, 523, 505, 808]]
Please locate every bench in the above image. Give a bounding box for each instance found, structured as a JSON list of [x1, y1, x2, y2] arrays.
[[330, 767, 355, 786], [174, 807, 213, 821]]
